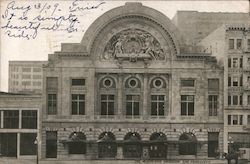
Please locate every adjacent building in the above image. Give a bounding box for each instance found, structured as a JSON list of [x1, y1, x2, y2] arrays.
[[199, 24, 250, 159], [9, 61, 47, 94], [172, 11, 249, 45], [0, 92, 41, 159], [41, 3, 224, 160]]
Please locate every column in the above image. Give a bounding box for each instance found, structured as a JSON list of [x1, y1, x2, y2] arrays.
[[117, 74, 123, 118], [17, 133, 20, 159], [143, 74, 148, 119]]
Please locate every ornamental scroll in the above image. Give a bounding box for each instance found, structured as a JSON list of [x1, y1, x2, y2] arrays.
[[102, 29, 165, 61]]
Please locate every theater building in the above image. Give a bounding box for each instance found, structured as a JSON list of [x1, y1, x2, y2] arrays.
[[41, 3, 224, 160]]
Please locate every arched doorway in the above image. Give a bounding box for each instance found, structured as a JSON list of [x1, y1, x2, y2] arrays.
[[179, 132, 197, 155], [68, 132, 86, 155], [149, 132, 167, 158], [97, 132, 117, 158], [123, 132, 142, 158]]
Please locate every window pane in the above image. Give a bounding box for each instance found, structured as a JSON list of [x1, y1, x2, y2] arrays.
[[228, 115, 231, 125], [108, 102, 114, 115], [72, 102, 78, 115], [228, 96, 231, 105], [79, 102, 85, 115], [126, 102, 132, 116], [237, 39, 242, 49], [181, 103, 187, 115], [134, 102, 139, 115], [72, 79, 85, 86], [0, 133, 17, 157], [22, 110, 37, 129], [228, 77, 231, 87], [101, 102, 107, 115], [181, 80, 194, 87], [20, 133, 37, 155], [233, 96, 238, 105], [229, 39, 234, 49], [228, 58, 231, 68], [4, 111, 19, 129], [151, 102, 157, 116], [188, 103, 194, 115]]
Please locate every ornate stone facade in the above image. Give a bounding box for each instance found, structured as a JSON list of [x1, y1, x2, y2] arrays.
[[41, 3, 224, 161]]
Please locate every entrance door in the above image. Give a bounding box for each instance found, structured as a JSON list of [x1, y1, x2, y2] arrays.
[[208, 132, 219, 157], [46, 131, 57, 158]]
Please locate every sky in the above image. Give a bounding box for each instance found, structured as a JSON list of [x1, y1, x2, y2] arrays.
[[0, 0, 249, 92]]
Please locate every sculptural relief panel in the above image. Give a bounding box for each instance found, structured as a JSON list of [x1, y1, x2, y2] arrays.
[[103, 29, 166, 61], [91, 17, 176, 63]]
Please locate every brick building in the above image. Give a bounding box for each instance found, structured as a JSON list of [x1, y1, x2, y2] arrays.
[[0, 92, 41, 159], [9, 61, 47, 94], [41, 3, 224, 161], [199, 24, 250, 160]]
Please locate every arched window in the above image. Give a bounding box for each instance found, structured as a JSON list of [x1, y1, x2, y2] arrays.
[[98, 132, 117, 158], [99, 76, 116, 117], [68, 132, 86, 154], [125, 77, 141, 117], [149, 132, 167, 158], [150, 77, 167, 116], [123, 132, 142, 158], [179, 133, 197, 155]]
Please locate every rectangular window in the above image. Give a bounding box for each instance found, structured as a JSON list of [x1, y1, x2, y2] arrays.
[[232, 115, 238, 125], [208, 79, 219, 91], [208, 95, 218, 116], [71, 94, 85, 115], [239, 115, 243, 125], [233, 95, 238, 105], [228, 58, 231, 68], [240, 58, 243, 68], [236, 39, 242, 49], [101, 94, 114, 116], [248, 95, 250, 105], [126, 95, 140, 116], [4, 110, 19, 129], [22, 68, 31, 72], [247, 115, 250, 124], [233, 58, 238, 68], [0, 133, 17, 157], [71, 79, 85, 86], [181, 95, 194, 116], [46, 77, 58, 90], [240, 76, 243, 86], [33, 75, 42, 79], [151, 95, 165, 116], [20, 133, 37, 155], [240, 95, 243, 105], [181, 79, 194, 87], [22, 110, 37, 129], [33, 81, 42, 86], [33, 68, 41, 72], [228, 96, 231, 106], [228, 115, 231, 125], [22, 74, 31, 79], [229, 39, 234, 49], [228, 77, 231, 87], [47, 94, 57, 115], [232, 77, 238, 86], [46, 131, 57, 158]]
